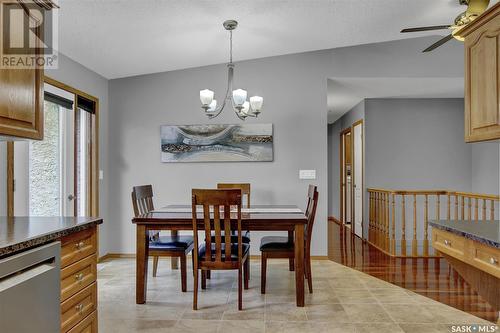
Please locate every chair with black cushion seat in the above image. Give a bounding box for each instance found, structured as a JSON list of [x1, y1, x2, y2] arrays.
[[191, 189, 250, 310], [260, 185, 318, 295], [132, 185, 194, 292]]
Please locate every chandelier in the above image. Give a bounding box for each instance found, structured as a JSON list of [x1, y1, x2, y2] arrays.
[[199, 20, 263, 120]]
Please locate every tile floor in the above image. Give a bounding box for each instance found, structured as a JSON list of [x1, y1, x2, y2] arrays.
[[97, 258, 495, 332]]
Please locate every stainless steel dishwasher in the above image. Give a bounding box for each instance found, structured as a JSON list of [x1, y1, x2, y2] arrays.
[[0, 242, 60, 333]]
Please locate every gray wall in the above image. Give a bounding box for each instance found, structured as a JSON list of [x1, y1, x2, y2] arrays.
[[109, 51, 332, 255], [471, 141, 500, 195], [46, 53, 110, 256]]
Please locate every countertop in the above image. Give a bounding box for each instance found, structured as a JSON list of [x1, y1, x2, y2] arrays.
[[429, 220, 499, 249], [0, 216, 103, 258]]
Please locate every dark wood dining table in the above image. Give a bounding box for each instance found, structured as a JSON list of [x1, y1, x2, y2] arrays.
[[132, 204, 308, 307]]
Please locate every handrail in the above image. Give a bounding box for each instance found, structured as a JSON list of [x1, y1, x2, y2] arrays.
[[367, 188, 499, 257]]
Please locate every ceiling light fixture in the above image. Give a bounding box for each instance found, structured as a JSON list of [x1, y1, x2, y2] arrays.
[[200, 20, 263, 120]]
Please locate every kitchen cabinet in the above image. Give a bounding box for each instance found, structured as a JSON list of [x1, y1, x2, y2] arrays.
[[458, 2, 500, 142], [60, 226, 99, 333], [0, 0, 44, 140]]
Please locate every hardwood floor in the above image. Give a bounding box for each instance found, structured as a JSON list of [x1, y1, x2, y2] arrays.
[[328, 219, 499, 323]]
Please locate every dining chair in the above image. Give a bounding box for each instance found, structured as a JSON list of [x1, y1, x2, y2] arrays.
[[191, 189, 250, 310], [259, 185, 318, 294], [132, 185, 194, 291], [214, 183, 252, 279]]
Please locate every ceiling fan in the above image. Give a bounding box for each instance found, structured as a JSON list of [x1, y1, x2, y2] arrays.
[[401, 0, 490, 52]]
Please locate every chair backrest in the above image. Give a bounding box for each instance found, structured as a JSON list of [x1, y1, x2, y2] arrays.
[[191, 189, 243, 268], [305, 185, 319, 254], [217, 183, 251, 208], [131, 185, 155, 217]]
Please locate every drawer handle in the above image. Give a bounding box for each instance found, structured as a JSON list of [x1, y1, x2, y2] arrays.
[[75, 241, 85, 250], [490, 257, 498, 265], [75, 303, 84, 314], [444, 240, 451, 246], [75, 273, 84, 283]]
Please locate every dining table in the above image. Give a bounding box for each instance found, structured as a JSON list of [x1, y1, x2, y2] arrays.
[[132, 204, 308, 307]]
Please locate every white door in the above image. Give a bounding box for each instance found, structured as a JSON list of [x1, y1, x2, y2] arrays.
[[13, 84, 75, 216], [353, 122, 363, 238]]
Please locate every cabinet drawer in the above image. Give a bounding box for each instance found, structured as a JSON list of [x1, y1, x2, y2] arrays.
[[470, 241, 500, 279], [61, 227, 97, 268], [61, 283, 97, 333], [61, 254, 97, 302], [67, 310, 97, 333], [432, 229, 466, 259]]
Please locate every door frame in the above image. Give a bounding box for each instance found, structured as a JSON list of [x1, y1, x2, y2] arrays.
[[6, 76, 100, 217], [351, 119, 364, 239], [339, 127, 351, 225]]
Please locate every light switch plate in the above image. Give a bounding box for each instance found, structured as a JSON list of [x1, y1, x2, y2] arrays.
[[99, 170, 104, 180], [299, 170, 316, 180]]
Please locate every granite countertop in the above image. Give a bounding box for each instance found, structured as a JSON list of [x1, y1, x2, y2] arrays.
[[429, 220, 499, 249], [0, 216, 103, 258]]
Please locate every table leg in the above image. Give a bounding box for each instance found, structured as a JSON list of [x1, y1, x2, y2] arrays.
[[171, 230, 179, 269], [136, 225, 149, 304], [294, 224, 305, 307]]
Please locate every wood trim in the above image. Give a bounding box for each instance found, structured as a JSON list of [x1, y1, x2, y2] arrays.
[[6, 142, 14, 217], [339, 127, 351, 225], [43, 76, 100, 217], [328, 216, 342, 225]]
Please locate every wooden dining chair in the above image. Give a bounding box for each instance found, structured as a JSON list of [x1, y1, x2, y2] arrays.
[[259, 185, 318, 294], [191, 189, 250, 310], [132, 185, 194, 291]]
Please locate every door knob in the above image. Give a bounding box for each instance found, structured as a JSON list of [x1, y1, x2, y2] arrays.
[[68, 194, 75, 201]]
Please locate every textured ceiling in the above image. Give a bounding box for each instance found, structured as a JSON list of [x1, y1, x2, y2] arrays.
[[57, 0, 473, 79]]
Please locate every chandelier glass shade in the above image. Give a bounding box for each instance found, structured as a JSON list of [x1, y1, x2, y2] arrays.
[[199, 20, 263, 120]]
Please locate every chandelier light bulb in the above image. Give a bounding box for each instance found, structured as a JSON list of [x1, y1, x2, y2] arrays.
[[232, 89, 247, 107], [249, 96, 263, 112], [241, 101, 250, 114], [200, 89, 214, 106], [207, 100, 217, 112]]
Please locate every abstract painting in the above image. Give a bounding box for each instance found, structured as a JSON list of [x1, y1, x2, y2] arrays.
[[160, 124, 273, 162]]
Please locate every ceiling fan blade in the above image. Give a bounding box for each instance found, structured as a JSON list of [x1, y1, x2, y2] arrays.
[[401, 25, 451, 33], [422, 34, 454, 52]]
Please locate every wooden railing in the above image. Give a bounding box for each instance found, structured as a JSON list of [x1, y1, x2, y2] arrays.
[[367, 189, 500, 257]]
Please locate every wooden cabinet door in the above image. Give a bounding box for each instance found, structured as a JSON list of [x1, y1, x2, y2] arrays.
[[0, 0, 44, 140], [464, 7, 500, 142]]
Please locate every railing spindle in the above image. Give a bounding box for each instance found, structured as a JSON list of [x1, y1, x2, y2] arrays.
[[482, 198, 486, 221], [412, 194, 417, 257], [455, 193, 459, 220], [391, 193, 396, 255], [436, 194, 441, 220], [424, 194, 429, 257], [474, 198, 479, 221], [447, 193, 451, 220], [468, 197, 472, 220], [401, 194, 406, 256], [490, 200, 495, 221], [461, 196, 465, 220]]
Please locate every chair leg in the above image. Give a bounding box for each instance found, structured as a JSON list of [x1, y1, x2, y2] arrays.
[[238, 267, 243, 310], [201, 270, 207, 290], [261, 253, 267, 294], [180, 255, 187, 292], [244, 258, 249, 290], [193, 268, 198, 310], [152, 256, 159, 277], [306, 254, 313, 294], [289, 258, 295, 271]]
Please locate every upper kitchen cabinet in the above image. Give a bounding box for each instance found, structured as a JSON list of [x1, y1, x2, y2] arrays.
[[0, 67, 44, 140], [0, 0, 54, 140], [458, 2, 500, 143]]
